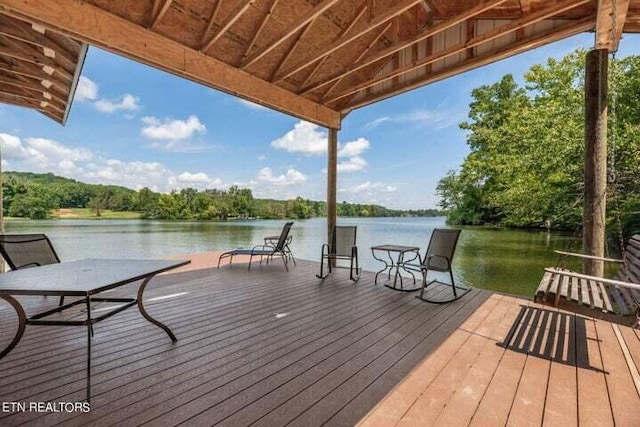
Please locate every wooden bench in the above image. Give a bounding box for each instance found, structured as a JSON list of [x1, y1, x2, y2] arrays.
[[535, 234, 640, 325]]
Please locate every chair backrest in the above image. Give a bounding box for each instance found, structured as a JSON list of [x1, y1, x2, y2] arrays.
[[0, 234, 61, 270], [331, 226, 357, 256], [273, 222, 294, 251], [423, 229, 461, 272]]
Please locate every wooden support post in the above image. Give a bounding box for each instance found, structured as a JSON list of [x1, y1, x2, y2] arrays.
[[327, 127, 338, 250], [583, 49, 608, 277]]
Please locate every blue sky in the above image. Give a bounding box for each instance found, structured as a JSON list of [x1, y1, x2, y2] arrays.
[[1, 32, 639, 210]]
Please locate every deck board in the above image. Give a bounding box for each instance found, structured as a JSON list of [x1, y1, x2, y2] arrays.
[[0, 260, 488, 427]]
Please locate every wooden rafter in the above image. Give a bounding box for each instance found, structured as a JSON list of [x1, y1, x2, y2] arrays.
[[327, 0, 591, 104], [338, 18, 594, 111], [0, 36, 73, 80], [519, 0, 533, 14], [298, 2, 368, 88], [200, 0, 255, 53], [596, 0, 630, 51], [0, 72, 66, 103], [200, 0, 223, 47], [269, 21, 315, 82], [302, 0, 508, 94], [0, 56, 68, 90], [0, 15, 76, 67], [319, 21, 392, 100], [149, 0, 172, 30], [0, 0, 341, 128], [242, 0, 340, 69], [276, 0, 424, 82], [0, 82, 64, 110], [0, 88, 64, 112], [241, 0, 279, 62]]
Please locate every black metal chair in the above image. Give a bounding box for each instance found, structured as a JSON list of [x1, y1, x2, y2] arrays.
[[264, 234, 296, 266], [404, 228, 470, 303], [0, 234, 66, 306], [317, 225, 360, 282], [218, 222, 294, 271]]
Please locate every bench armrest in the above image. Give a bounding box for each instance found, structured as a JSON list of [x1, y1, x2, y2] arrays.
[[544, 267, 640, 291], [554, 250, 623, 263]]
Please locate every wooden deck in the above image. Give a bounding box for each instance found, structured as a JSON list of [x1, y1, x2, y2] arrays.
[[359, 294, 640, 427], [0, 259, 489, 426]]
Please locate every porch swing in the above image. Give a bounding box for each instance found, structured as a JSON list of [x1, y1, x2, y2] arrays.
[[534, 46, 640, 327]]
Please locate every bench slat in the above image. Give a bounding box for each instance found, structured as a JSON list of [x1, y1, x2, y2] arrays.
[[570, 276, 580, 302], [591, 279, 604, 310], [608, 285, 631, 315], [580, 277, 591, 307], [599, 282, 614, 312], [560, 274, 570, 299]]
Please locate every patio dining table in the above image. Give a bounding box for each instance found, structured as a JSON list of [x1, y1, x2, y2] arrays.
[[371, 244, 421, 291], [0, 258, 189, 402]]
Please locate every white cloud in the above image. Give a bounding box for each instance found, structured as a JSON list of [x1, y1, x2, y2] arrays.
[[0, 132, 221, 192], [75, 76, 98, 102], [94, 94, 140, 113], [256, 167, 307, 186], [257, 154, 266, 161], [337, 156, 367, 172], [141, 115, 206, 141], [238, 99, 268, 111], [270, 121, 327, 156], [364, 106, 464, 130], [341, 181, 397, 194], [338, 138, 369, 157]]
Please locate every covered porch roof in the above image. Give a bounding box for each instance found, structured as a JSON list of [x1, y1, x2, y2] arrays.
[[0, 0, 639, 128]]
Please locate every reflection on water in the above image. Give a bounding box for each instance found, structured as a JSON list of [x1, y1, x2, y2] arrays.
[[4, 217, 582, 297]]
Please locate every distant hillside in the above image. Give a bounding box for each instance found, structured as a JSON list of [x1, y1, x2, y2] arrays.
[[1, 172, 442, 220]]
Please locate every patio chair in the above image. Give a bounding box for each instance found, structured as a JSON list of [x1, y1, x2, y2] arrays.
[[264, 234, 296, 266], [404, 228, 470, 303], [317, 225, 360, 282], [217, 222, 294, 271], [0, 234, 66, 306]]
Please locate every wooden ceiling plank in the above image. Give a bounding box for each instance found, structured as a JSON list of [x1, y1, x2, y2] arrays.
[[302, 0, 508, 94], [242, 0, 340, 69], [242, 0, 279, 63], [327, 0, 591, 103], [201, 0, 255, 53], [339, 17, 594, 111], [0, 36, 74, 80], [149, 0, 173, 30], [0, 15, 77, 67], [277, 0, 424, 82], [269, 21, 315, 82], [319, 21, 392, 100], [0, 82, 65, 110], [0, 0, 341, 128], [596, 0, 630, 51], [294, 2, 368, 87]]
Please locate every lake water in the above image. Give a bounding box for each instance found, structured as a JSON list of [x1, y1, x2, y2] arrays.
[[3, 217, 582, 297]]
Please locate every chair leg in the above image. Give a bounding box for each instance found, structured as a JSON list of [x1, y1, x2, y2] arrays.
[[316, 247, 330, 279], [416, 268, 471, 304], [59, 296, 65, 306]]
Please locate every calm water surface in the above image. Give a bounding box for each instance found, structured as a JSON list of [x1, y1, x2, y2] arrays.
[[4, 217, 581, 297]]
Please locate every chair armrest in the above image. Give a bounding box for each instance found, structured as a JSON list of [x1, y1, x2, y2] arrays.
[[544, 267, 640, 291], [251, 244, 271, 254], [554, 250, 623, 263]]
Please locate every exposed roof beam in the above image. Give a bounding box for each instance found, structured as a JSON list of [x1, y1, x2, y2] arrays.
[[0, 88, 64, 112], [275, 0, 424, 82], [519, 0, 533, 14], [0, 0, 341, 128], [200, 0, 222, 47], [327, 0, 591, 103], [0, 82, 64, 110], [0, 72, 66, 103], [320, 21, 392, 100], [0, 56, 68, 90], [596, 0, 630, 51], [0, 36, 74, 80], [0, 15, 76, 68], [298, 3, 368, 88], [242, 0, 279, 62], [302, 0, 508, 94], [149, 0, 173, 30], [339, 18, 594, 111], [269, 22, 315, 82], [242, 0, 340, 69], [201, 0, 255, 53]]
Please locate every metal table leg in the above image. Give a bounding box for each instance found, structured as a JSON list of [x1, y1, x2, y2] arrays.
[[371, 249, 391, 285], [137, 276, 177, 342], [0, 294, 26, 359]]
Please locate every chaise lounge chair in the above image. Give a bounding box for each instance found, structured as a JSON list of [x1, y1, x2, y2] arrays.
[[217, 222, 294, 271]]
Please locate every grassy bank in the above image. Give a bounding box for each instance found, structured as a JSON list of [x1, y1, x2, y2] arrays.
[[50, 208, 142, 219]]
